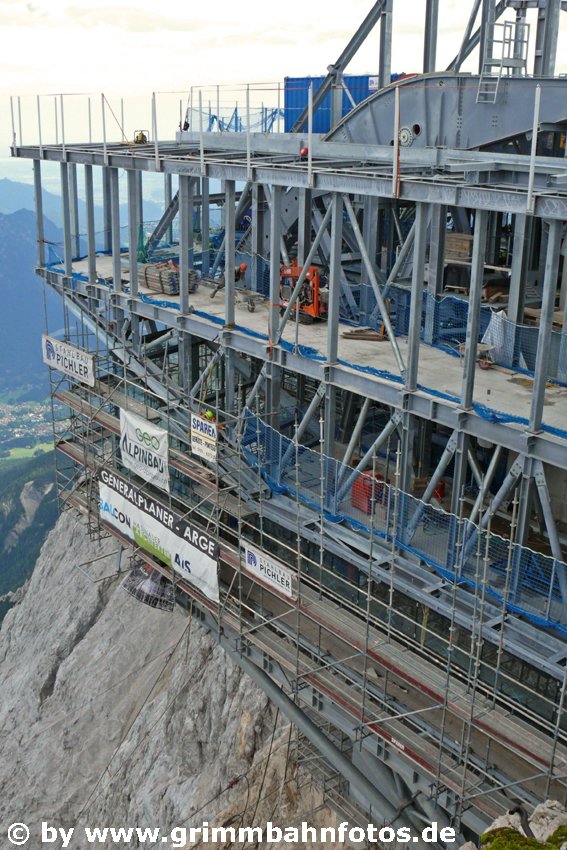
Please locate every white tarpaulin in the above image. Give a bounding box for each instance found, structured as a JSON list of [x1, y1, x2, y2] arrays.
[[120, 409, 170, 492], [242, 543, 296, 599], [191, 413, 218, 462], [99, 468, 219, 602], [42, 335, 95, 387]]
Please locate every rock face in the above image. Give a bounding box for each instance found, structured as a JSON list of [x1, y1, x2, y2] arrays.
[[0, 510, 343, 849]]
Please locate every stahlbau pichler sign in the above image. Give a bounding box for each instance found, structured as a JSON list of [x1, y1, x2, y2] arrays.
[[98, 468, 219, 602], [42, 335, 95, 387], [120, 409, 169, 493], [241, 543, 296, 600]]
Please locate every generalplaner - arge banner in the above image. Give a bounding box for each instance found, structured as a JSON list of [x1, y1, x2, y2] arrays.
[[98, 468, 219, 603]]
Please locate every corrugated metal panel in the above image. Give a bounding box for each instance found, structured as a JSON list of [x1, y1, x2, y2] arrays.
[[284, 73, 407, 133]]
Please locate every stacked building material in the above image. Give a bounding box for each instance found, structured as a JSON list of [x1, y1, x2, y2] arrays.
[[138, 263, 200, 296]]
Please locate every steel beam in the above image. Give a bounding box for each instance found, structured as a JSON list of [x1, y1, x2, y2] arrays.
[[378, 0, 393, 90], [336, 413, 402, 504], [290, 0, 388, 132], [179, 176, 191, 315], [529, 219, 561, 433], [461, 209, 489, 410], [405, 203, 427, 392], [109, 168, 122, 296], [224, 179, 236, 327], [84, 164, 96, 285], [424, 0, 439, 73], [127, 169, 139, 298], [68, 163, 80, 259], [343, 194, 406, 376], [59, 163, 73, 277], [33, 160, 45, 268]]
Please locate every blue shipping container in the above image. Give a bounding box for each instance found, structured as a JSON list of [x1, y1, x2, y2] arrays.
[[284, 73, 406, 133]]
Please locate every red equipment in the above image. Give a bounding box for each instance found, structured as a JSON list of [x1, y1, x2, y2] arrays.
[[280, 259, 328, 322]]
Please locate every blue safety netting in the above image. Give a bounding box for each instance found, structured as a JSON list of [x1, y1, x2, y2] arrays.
[[356, 282, 567, 386], [239, 408, 567, 638]]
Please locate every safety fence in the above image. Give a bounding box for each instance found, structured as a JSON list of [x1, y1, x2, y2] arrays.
[[356, 282, 567, 385], [240, 408, 567, 638]]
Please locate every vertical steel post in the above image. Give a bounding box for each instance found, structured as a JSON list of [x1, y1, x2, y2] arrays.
[[224, 179, 236, 327], [461, 209, 489, 410], [423, 204, 446, 344], [84, 165, 96, 284], [529, 218, 561, 432], [109, 167, 122, 294], [179, 175, 191, 315], [423, 0, 439, 73], [378, 0, 393, 89], [526, 85, 541, 216], [201, 177, 210, 277], [102, 167, 112, 253], [36, 96, 43, 158], [33, 160, 45, 268], [405, 202, 427, 392], [60, 163, 73, 277], [68, 164, 80, 259], [127, 169, 139, 298]]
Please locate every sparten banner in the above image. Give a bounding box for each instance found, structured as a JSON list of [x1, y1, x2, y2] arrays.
[[190, 412, 218, 463], [120, 409, 170, 492], [242, 543, 296, 600], [98, 468, 219, 602], [42, 335, 95, 387]]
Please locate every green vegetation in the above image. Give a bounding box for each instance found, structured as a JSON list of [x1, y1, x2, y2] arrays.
[[0, 442, 53, 463], [481, 825, 567, 849]]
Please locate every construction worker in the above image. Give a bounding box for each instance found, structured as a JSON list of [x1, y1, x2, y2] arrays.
[[203, 409, 215, 422], [210, 261, 248, 298]]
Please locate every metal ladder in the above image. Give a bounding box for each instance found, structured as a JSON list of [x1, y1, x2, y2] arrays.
[[477, 20, 530, 104]]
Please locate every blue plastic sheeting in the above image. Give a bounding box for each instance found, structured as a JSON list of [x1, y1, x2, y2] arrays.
[[240, 408, 567, 639]]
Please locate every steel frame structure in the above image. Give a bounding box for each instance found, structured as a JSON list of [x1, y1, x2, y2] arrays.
[[12, 1, 567, 845]]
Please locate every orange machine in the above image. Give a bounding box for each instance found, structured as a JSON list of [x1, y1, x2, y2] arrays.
[[280, 260, 328, 322]]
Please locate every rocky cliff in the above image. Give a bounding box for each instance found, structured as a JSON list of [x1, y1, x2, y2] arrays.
[[0, 510, 343, 850]]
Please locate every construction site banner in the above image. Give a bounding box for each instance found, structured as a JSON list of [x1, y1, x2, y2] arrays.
[[41, 335, 95, 387], [190, 413, 218, 462], [98, 468, 219, 603], [242, 543, 296, 600], [120, 409, 170, 493]]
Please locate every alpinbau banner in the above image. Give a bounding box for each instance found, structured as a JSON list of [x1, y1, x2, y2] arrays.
[[98, 468, 219, 603], [120, 409, 169, 493], [42, 335, 95, 387]]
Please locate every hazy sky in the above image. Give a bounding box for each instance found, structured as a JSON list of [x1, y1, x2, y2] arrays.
[[3, 0, 567, 183]]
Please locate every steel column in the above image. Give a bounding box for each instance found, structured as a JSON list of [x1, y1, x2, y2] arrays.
[[84, 165, 96, 285], [423, 0, 439, 73], [102, 166, 112, 253], [343, 195, 406, 376], [224, 179, 236, 327], [201, 177, 210, 277], [127, 169, 139, 298], [179, 175, 191, 315], [424, 204, 446, 344], [109, 168, 122, 295], [68, 163, 80, 259], [529, 219, 561, 433], [461, 210, 489, 410], [33, 160, 45, 268], [379, 0, 393, 90], [405, 203, 427, 392], [60, 162, 72, 277]]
